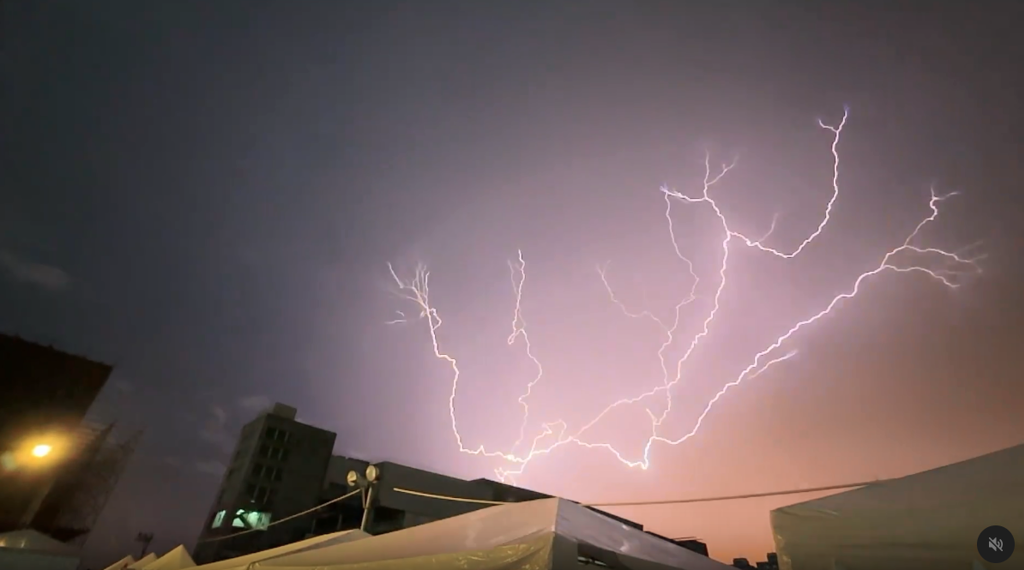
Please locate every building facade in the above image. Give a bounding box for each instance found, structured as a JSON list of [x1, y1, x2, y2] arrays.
[[193, 404, 694, 564], [192, 403, 337, 564], [0, 334, 113, 535], [311, 461, 555, 536]]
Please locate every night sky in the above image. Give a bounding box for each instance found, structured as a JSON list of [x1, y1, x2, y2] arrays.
[[3, 2, 1023, 567]]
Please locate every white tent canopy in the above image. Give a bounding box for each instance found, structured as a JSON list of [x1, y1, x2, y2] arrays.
[[128, 552, 158, 569], [771, 443, 1024, 570], [0, 529, 81, 570], [144, 545, 196, 570], [194, 529, 369, 570], [252, 498, 731, 570], [101, 554, 136, 570], [0, 529, 79, 556]]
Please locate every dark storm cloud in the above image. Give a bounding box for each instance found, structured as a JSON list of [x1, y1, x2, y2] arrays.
[[238, 395, 273, 414], [198, 406, 234, 455], [0, 250, 70, 291]]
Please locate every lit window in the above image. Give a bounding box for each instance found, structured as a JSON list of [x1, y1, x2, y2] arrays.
[[232, 509, 271, 530]]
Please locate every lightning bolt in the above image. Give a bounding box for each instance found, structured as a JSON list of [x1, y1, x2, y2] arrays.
[[385, 311, 407, 325], [507, 251, 545, 455], [388, 108, 984, 482], [386, 251, 544, 464]]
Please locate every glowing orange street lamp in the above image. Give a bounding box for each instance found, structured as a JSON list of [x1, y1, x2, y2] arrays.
[[31, 444, 52, 458]]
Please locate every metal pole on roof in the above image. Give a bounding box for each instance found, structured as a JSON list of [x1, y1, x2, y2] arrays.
[[360, 486, 375, 532], [349, 464, 379, 534]]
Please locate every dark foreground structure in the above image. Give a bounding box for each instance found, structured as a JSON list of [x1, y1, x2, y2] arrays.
[[194, 402, 707, 565], [731, 553, 779, 569], [771, 443, 1024, 570], [0, 333, 136, 544], [0, 333, 112, 459], [193, 403, 338, 563], [27, 422, 141, 543]]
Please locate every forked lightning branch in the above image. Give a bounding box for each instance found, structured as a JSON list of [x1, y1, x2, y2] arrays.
[[386, 109, 983, 482]]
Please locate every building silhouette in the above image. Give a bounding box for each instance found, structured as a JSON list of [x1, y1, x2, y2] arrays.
[[732, 552, 779, 569], [0, 333, 132, 544], [193, 402, 697, 565], [193, 403, 336, 563], [312, 459, 559, 536], [673, 539, 710, 557], [0, 333, 112, 461]]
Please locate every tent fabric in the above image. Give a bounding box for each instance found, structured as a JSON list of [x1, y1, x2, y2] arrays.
[[0, 529, 81, 570], [556, 500, 727, 570], [194, 529, 369, 570], [252, 498, 732, 570], [101, 555, 137, 570], [144, 545, 196, 570], [128, 552, 158, 569], [254, 498, 559, 569], [770, 443, 1024, 570], [0, 550, 80, 570], [269, 536, 551, 570], [0, 529, 79, 556]]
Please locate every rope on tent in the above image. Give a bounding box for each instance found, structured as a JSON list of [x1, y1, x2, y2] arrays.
[[198, 488, 362, 543], [391, 487, 511, 505]]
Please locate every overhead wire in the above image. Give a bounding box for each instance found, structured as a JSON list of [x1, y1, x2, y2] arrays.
[[198, 477, 895, 543], [583, 478, 895, 508], [392, 479, 897, 508]]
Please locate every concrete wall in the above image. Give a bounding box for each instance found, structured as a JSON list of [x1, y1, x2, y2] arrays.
[[260, 414, 335, 547], [224, 417, 265, 506], [373, 462, 498, 521], [192, 415, 267, 563], [471, 479, 551, 503], [193, 409, 336, 563], [197, 432, 607, 562]]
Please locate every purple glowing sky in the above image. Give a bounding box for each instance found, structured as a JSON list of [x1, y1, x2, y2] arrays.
[[2, 2, 1022, 566]]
